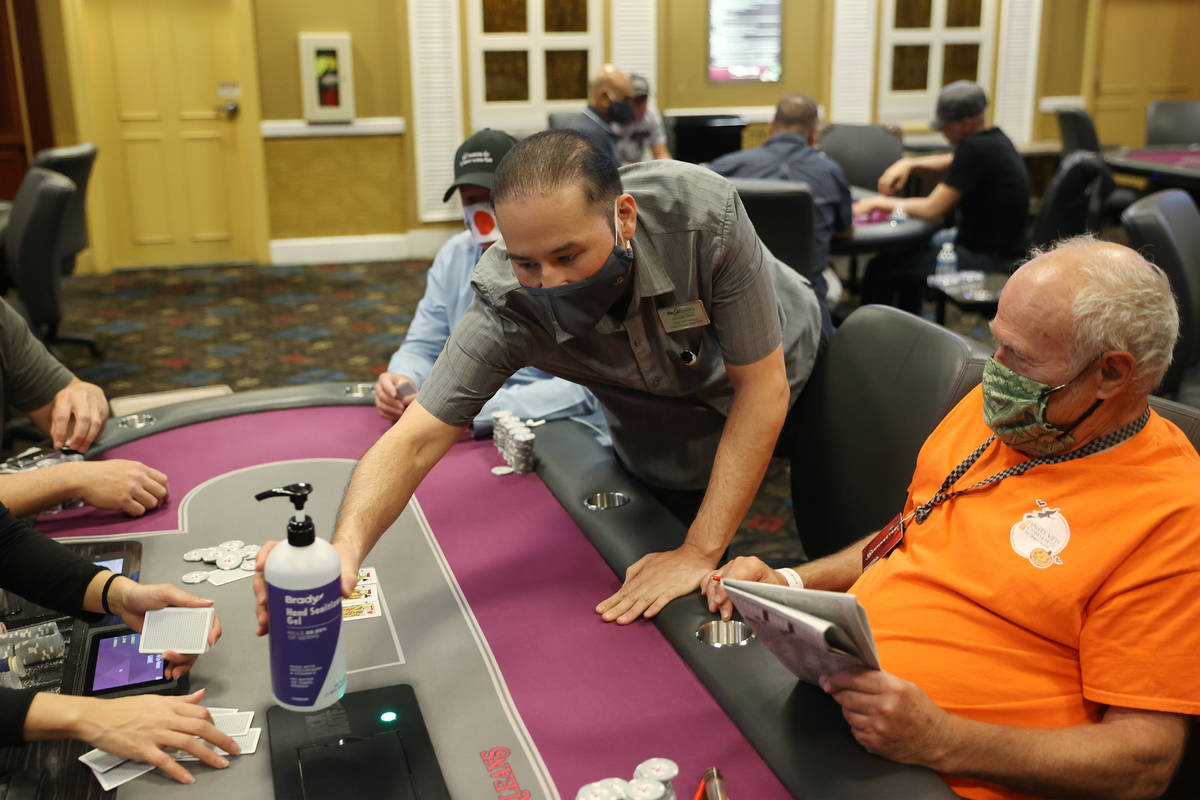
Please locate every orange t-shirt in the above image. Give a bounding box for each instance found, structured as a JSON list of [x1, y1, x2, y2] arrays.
[[850, 386, 1200, 800]]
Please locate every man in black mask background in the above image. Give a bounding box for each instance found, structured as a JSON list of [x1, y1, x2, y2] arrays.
[[309, 130, 827, 628], [563, 64, 635, 166]]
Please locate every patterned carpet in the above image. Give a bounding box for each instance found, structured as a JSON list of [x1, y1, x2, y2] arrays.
[[51, 261, 807, 564]]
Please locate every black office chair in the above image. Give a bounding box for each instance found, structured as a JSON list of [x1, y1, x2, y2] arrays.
[[1028, 151, 1113, 249], [32, 143, 97, 276], [1121, 190, 1200, 405], [1055, 107, 1103, 155], [4, 167, 102, 357], [787, 305, 985, 559], [1146, 100, 1200, 147], [671, 115, 746, 164], [729, 178, 815, 282], [816, 124, 904, 191], [547, 112, 576, 130]]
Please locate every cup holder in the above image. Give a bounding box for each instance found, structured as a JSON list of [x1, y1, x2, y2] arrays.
[[344, 383, 374, 398], [116, 413, 156, 429], [695, 619, 754, 648], [583, 491, 630, 511]]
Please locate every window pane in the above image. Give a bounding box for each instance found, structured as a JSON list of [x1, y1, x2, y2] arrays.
[[894, 0, 932, 28], [482, 0, 527, 33], [946, 0, 983, 28], [545, 0, 587, 32], [943, 43, 979, 85], [545, 50, 588, 100], [891, 44, 929, 91], [484, 51, 529, 101]]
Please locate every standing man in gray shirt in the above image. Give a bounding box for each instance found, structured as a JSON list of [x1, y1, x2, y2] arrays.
[[298, 131, 825, 628]]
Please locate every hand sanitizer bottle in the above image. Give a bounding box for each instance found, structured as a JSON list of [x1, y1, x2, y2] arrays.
[[258, 483, 346, 712]]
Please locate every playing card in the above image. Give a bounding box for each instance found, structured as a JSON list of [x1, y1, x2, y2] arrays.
[[356, 567, 378, 586], [93, 760, 155, 791], [342, 598, 382, 621], [171, 727, 261, 761], [139, 607, 214, 654], [79, 748, 124, 773], [208, 569, 254, 587], [212, 710, 253, 737], [344, 584, 377, 602]]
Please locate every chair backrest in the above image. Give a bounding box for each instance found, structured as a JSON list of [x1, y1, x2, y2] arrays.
[[671, 114, 745, 164], [1121, 190, 1200, 397], [1146, 100, 1200, 147], [4, 167, 75, 328], [1028, 151, 1113, 249], [728, 178, 815, 280], [787, 305, 986, 559], [32, 142, 97, 274], [1055, 107, 1102, 154], [547, 111, 576, 131], [816, 124, 904, 190]]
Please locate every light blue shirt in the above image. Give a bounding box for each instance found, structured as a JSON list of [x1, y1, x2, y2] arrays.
[[388, 231, 606, 437]]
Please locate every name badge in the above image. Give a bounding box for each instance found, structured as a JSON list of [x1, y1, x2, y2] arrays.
[[862, 512, 905, 570], [657, 301, 711, 333]]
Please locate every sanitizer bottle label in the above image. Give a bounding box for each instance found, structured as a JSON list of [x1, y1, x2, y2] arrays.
[[267, 576, 344, 708]]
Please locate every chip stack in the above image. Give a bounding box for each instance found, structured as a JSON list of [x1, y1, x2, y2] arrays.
[[625, 779, 665, 799], [490, 410, 536, 473], [575, 782, 621, 800], [633, 758, 678, 800]]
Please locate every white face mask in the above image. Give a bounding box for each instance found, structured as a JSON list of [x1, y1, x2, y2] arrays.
[[462, 201, 501, 245]]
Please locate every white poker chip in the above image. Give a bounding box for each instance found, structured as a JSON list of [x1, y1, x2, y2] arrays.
[[181, 571, 210, 585], [240, 558, 257, 571], [201, 548, 220, 563], [523, 418, 546, 427], [238, 544, 260, 558], [182, 549, 206, 562], [218, 539, 244, 551], [490, 465, 514, 476], [215, 552, 241, 570]]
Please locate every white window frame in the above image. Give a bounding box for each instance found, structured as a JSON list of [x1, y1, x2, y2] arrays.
[[876, 0, 996, 127], [466, 0, 604, 136]]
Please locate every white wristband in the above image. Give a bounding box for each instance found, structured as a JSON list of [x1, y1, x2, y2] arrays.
[[776, 567, 804, 589]]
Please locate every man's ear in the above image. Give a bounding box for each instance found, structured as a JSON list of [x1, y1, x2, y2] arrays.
[[1097, 350, 1137, 398], [617, 193, 638, 246]]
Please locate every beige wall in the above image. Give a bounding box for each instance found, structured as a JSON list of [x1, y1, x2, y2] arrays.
[[1032, 0, 1088, 142], [253, 0, 444, 233], [35, 0, 76, 145], [656, 0, 832, 114]]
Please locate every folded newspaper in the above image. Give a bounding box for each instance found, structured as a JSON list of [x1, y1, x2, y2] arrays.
[[721, 578, 881, 685]]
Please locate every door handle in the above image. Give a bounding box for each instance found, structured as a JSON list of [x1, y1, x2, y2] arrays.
[[214, 101, 240, 119]]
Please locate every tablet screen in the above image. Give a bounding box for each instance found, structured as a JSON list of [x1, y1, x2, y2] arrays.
[[91, 631, 165, 693]]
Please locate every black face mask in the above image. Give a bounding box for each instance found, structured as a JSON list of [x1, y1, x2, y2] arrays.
[[607, 95, 634, 124], [522, 203, 633, 338]]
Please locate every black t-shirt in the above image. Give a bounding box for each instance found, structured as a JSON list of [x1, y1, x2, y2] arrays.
[[942, 127, 1031, 257]]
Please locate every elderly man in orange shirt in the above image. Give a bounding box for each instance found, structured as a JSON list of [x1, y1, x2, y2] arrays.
[[703, 237, 1200, 800]]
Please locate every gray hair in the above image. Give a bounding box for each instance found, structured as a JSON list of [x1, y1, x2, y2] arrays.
[[1056, 236, 1179, 394]]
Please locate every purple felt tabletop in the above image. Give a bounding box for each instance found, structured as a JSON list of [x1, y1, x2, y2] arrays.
[[42, 406, 786, 796], [1125, 149, 1200, 168]]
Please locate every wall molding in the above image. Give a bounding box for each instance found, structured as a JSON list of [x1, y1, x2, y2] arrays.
[[260, 117, 406, 139], [269, 230, 458, 265], [662, 106, 775, 124]]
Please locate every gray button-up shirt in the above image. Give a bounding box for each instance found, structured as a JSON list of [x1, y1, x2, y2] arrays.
[[419, 160, 823, 490]]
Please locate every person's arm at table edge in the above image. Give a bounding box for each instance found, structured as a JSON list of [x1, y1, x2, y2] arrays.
[[0, 464, 89, 517], [855, 183, 961, 224], [598, 345, 790, 624], [331, 400, 466, 594]]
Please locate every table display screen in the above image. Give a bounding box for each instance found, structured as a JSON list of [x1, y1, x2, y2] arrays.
[[91, 631, 164, 692]]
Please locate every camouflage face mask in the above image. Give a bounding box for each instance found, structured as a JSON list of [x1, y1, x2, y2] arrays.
[[981, 356, 1103, 457]]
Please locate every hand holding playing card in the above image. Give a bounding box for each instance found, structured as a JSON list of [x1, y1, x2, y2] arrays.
[[108, 578, 221, 678]]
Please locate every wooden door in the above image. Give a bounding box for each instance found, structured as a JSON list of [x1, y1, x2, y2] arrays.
[[77, 0, 266, 268], [1090, 0, 1200, 147]]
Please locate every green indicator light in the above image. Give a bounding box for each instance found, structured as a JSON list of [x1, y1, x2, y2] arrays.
[[379, 711, 397, 723]]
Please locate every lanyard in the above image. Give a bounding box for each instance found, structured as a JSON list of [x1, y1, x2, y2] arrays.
[[910, 407, 1151, 525]]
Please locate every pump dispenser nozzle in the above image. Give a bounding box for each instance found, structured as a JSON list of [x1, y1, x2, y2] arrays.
[[256, 483, 316, 547]]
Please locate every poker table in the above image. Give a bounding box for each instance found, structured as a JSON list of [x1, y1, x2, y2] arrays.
[[21, 385, 956, 799], [1104, 145, 1200, 192], [834, 186, 942, 255]]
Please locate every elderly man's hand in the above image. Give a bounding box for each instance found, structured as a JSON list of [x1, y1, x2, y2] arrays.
[[700, 556, 787, 620], [820, 667, 955, 769], [49, 378, 109, 451], [595, 543, 717, 625]]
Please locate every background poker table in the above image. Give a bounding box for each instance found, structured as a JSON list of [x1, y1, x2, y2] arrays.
[[29, 384, 955, 799], [1104, 145, 1200, 192], [834, 186, 942, 255]]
